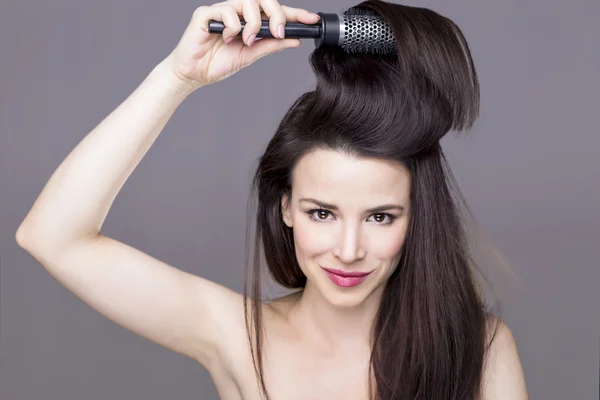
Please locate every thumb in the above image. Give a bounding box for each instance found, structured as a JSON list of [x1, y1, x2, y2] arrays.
[[240, 38, 301, 65]]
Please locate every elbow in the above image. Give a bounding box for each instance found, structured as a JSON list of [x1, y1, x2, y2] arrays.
[[16, 222, 101, 254], [15, 224, 62, 268], [16, 223, 33, 249], [15, 223, 49, 253], [16, 222, 60, 254]]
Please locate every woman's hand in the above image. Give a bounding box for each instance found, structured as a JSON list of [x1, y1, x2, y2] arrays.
[[162, 0, 320, 93]]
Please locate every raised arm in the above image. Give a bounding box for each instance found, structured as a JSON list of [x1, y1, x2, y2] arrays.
[[14, 60, 236, 364], [15, 0, 318, 368]]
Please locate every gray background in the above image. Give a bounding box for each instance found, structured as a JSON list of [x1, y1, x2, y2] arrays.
[[1, 0, 598, 399]]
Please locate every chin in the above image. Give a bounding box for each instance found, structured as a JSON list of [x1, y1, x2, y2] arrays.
[[325, 294, 368, 309]]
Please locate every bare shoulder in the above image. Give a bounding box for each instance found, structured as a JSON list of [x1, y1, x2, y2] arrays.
[[201, 288, 293, 370], [202, 289, 299, 397], [481, 315, 529, 400], [213, 290, 302, 360]]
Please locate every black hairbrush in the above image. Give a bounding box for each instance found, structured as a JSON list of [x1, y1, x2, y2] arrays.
[[207, 7, 396, 55]]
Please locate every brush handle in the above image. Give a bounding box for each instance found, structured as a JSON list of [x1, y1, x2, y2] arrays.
[[207, 19, 322, 39]]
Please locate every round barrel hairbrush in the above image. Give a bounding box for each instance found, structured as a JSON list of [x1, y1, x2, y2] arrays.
[[208, 7, 397, 55]]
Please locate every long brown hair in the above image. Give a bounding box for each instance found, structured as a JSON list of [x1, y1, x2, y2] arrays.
[[242, 1, 501, 398]]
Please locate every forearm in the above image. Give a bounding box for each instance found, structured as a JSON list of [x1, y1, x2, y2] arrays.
[[17, 60, 194, 252]]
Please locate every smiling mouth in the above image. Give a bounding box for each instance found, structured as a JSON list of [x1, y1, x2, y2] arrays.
[[321, 267, 373, 277], [321, 267, 373, 288]]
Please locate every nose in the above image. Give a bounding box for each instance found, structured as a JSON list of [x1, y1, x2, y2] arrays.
[[332, 222, 366, 263]]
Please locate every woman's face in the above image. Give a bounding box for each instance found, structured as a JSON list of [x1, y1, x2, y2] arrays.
[[281, 149, 411, 308]]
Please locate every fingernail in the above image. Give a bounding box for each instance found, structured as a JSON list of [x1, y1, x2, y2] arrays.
[[247, 34, 256, 47], [278, 24, 285, 39], [225, 36, 234, 44]]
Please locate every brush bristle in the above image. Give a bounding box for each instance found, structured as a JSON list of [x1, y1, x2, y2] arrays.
[[342, 7, 397, 55]]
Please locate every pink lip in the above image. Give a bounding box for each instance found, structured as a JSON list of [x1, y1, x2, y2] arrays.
[[321, 267, 373, 288], [322, 267, 372, 277]]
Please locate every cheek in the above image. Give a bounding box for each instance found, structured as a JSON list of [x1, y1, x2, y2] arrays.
[[291, 223, 331, 274], [292, 221, 330, 255], [375, 235, 405, 257], [371, 225, 407, 262]]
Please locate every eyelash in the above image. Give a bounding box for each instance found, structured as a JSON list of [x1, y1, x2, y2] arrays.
[[306, 208, 397, 225]]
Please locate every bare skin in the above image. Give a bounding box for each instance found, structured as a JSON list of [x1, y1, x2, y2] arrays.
[[187, 289, 525, 400], [206, 291, 376, 400], [15, 0, 528, 398]]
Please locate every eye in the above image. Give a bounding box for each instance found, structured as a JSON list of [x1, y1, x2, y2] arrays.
[[367, 213, 397, 225], [306, 209, 397, 225], [307, 208, 334, 221]]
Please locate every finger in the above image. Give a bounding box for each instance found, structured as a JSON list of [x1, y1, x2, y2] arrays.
[[240, 0, 263, 46], [280, 5, 320, 24], [258, 0, 287, 38], [220, 4, 244, 42], [203, 1, 247, 43], [214, 1, 319, 41], [194, 4, 242, 43]]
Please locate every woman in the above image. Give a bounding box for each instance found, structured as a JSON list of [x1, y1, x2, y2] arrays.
[[16, 0, 528, 399]]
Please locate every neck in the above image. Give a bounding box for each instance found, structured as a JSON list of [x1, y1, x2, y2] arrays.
[[288, 281, 384, 355]]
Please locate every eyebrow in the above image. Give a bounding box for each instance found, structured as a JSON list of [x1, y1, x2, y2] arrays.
[[299, 198, 405, 213]]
